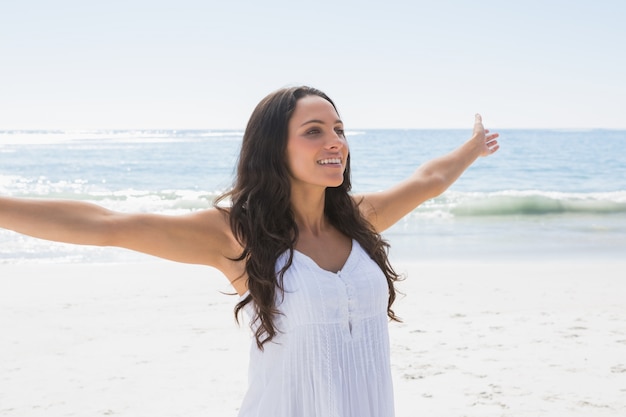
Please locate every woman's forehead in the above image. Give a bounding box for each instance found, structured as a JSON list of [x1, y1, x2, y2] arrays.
[[292, 95, 341, 125]]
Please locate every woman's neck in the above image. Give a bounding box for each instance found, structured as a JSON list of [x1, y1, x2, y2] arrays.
[[290, 186, 327, 237]]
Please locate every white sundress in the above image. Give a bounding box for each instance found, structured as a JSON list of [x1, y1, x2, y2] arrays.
[[237, 240, 395, 417]]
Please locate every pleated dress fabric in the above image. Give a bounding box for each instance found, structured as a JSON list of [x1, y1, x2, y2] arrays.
[[237, 240, 395, 417]]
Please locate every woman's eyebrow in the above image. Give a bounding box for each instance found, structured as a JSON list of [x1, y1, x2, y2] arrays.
[[300, 118, 343, 127]]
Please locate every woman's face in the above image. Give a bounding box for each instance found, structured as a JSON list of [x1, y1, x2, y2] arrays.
[[285, 95, 349, 190]]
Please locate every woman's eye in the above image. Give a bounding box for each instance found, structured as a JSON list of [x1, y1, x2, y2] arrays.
[[306, 129, 320, 135], [335, 128, 345, 136]]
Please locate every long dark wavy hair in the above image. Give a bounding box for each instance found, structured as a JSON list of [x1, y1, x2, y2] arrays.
[[215, 86, 402, 349]]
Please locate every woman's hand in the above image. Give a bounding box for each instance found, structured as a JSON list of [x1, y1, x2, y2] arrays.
[[473, 114, 500, 157]]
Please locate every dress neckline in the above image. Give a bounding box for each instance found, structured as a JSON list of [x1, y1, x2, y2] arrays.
[[238, 240, 360, 299], [293, 239, 358, 275]]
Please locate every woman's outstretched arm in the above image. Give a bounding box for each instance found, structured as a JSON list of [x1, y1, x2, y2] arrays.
[[0, 197, 235, 268], [356, 114, 499, 232]]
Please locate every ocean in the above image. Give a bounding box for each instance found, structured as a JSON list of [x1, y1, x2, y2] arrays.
[[1, 129, 625, 264]]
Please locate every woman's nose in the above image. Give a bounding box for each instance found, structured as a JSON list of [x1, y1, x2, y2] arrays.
[[326, 132, 345, 149]]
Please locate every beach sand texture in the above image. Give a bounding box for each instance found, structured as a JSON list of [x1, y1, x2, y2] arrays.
[[1, 260, 625, 416]]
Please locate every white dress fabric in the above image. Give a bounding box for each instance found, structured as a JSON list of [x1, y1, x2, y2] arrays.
[[237, 240, 394, 417]]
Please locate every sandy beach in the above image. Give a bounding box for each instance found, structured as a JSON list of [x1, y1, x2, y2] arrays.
[[1, 259, 625, 416]]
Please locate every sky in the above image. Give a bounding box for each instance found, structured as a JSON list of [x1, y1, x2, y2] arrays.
[[1, 0, 625, 130]]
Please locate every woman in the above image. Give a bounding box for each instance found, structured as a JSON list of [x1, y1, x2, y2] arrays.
[[0, 85, 499, 416]]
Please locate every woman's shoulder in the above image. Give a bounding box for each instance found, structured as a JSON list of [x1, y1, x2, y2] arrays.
[[184, 208, 247, 293]]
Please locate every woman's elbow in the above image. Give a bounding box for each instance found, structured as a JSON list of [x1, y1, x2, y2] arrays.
[[423, 173, 449, 199], [93, 213, 129, 247]]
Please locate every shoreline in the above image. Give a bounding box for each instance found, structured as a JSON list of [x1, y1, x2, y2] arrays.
[[1, 260, 625, 416]]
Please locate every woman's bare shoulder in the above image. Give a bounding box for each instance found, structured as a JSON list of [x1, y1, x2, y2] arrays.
[[187, 208, 247, 289], [351, 193, 378, 226]]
